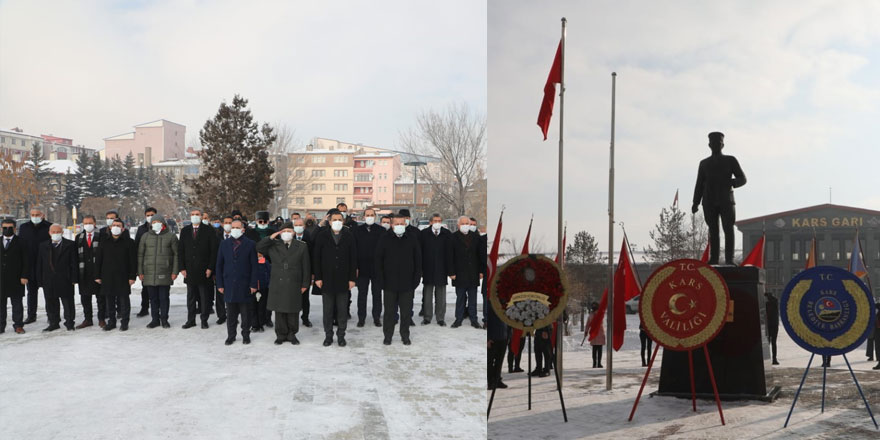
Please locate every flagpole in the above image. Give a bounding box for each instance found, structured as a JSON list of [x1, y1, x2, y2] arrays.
[[607, 71, 617, 391], [556, 16, 567, 388]]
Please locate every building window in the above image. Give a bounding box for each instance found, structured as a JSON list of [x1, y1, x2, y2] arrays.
[[295, 197, 305, 205], [313, 156, 326, 163], [295, 170, 305, 178], [334, 156, 347, 163], [295, 184, 305, 191], [296, 156, 305, 164], [355, 173, 372, 182], [11, 138, 15, 145], [334, 183, 348, 191], [0, 136, 5, 143], [312, 183, 325, 191], [845, 240, 853, 260], [312, 169, 325, 177], [336, 197, 346, 204], [313, 197, 322, 204], [334, 169, 348, 177]]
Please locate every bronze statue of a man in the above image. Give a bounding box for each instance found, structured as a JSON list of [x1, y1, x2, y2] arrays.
[[692, 132, 746, 265]]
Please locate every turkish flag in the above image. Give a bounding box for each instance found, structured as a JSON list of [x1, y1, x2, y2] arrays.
[[537, 41, 562, 140], [741, 235, 765, 268], [588, 237, 642, 351], [700, 241, 711, 263]]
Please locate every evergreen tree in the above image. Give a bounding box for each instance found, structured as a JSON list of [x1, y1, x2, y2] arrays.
[[643, 205, 690, 264], [122, 152, 138, 197], [566, 230, 601, 265], [190, 94, 277, 215], [74, 152, 93, 199], [106, 157, 125, 199], [90, 154, 108, 198], [25, 141, 49, 186], [62, 168, 81, 208]]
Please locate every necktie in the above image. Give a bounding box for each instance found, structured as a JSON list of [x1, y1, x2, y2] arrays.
[[225, 234, 229, 240], [4, 238, 9, 249], [193, 226, 197, 239], [87, 233, 92, 248]]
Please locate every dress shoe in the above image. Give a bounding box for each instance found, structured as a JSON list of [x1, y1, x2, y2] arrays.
[[225, 338, 235, 346], [418, 309, 424, 317], [136, 309, 149, 318], [596, 363, 603, 369], [508, 366, 513, 374], [302, 319, 313, 328], [374, 319, 381, 327], [98, 320, 106, 328], [402, 337, 411, 346], [43, 324, 60, 332], [512, 367, 524, 373], [65, 324, 75, 331], [538, 370, 551, 378], [75, 320, 93, 329], [868, 357, 875, 362], [772, 360, 780, 365], [338, 337, 347, 347], [437, 321, 446, 327], [23, 317, 36, 325], [147, 321, 161, 329], [120, 323, 129, 331], [161, 321, 170, 329], [242, 335, 251, 345], [357, 320, 365, 328], [217, 317, 226, 325], [470, 321, 481, 329], [182, 321, 196, 329], [274, 339, 284, 345], [1, 328, 7, 334], [451, 321, 462, 328], [323, 338, 333, 347], [383, 338, 392, 345], [421, 319, 431, 325], [14, 327, 25, 334], [290, 336, 300, 345], [873, 364, 880, 370], [103, 323, 116, 331], [495, 380, 509, 389], [265, 320, 273, 328], [201, 322, 209, 329], [408, 318, 416, 327], [250, 326, 261, 332]]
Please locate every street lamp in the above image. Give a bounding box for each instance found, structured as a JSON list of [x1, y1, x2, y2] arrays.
[[404, 160, 426, 220]]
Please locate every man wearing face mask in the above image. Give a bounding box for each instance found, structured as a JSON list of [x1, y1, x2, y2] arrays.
[[133, 207, 157, 319], [419, 213, 453, 326], [375, 214, 422, 345], [95, 219, 137, 331], [450, 216, 482, 329], [74, 215, 105, 329], [138, 216, 179, 329], [215, 219, 259, 345], [257, 222, 310, 345], [34, 224, 78, 331], [380, 215, 392, 231], [252, 211, 276, 241], [304, 214, 318, 237], [179, 209, 219, 329], [1, 219, 29, 334], [18, 206, 52, 325], [354, 208, 383, 327], [313, 209, 357, 347], [337, 202, 357, 229], [472, 217, 488, 327], [212, 215, 235, 325], [291, 216, 314, 327], [398, 209, 420, 239]]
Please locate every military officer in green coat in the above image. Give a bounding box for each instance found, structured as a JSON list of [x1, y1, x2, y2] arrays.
[[256, 222, 311, 345]]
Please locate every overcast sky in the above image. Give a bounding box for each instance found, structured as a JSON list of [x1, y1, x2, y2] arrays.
[[489, 0, 880, 256], [0, 0, 486, 151]]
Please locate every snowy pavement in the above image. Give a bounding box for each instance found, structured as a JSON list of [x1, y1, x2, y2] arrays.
[[0, 278, 486, 440], [489, 314, 880, 440]]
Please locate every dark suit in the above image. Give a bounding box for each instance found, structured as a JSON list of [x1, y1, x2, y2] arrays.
[[451, 231, 481, 324], [313, 227, 357, 339], [692, 153, 746, 265], [354, 223, 383, 323], [75, 230, 105, 322], [214, 229, 234, 321], [18, 219, 51, 320], [35, 239, 78, 328], [419, 226, 453, 323], [487, 305, 509, 388], [375, 229, 421, 341], [1, 235, 28, 329], [96, 232, 137, 326], [215, 236, 258, 341], [179, 224, 219, 324]]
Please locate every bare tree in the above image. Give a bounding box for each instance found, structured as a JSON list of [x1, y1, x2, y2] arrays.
[[269, 123, 297, 215], [399, 103, 486, 216]]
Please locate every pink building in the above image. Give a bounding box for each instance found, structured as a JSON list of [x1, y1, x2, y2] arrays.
[[103, 119, 185, 166], [353, 152, 400, 208]]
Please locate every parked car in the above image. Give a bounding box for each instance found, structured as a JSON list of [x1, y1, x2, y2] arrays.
[[625, 295, 640, 314]]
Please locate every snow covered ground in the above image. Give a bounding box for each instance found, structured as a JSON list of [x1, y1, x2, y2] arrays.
[[0, 277, 486, 440], [489, 314, 880, 440]]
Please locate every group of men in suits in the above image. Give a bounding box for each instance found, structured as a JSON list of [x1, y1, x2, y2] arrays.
[[1, 203, 489, 348]]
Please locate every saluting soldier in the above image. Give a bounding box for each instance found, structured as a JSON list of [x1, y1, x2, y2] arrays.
[[257, 222, 311, 345]]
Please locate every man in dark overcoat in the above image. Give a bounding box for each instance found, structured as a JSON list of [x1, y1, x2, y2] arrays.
[[74, 215, 105, 328], [95, 219, 137, 331], [257, 222, 311, 345], [419, 213, 453, 326], [313, 210, 357, 347], [179, 208, 219, 329], [18, 206, 51, 324], [215, 219, 259, 345], [1, 218, 29, 333], [450, 216, 482, 329], [375, 215, 421, 345], [34, 224, 78, 331], [354, 207, 383, 327]]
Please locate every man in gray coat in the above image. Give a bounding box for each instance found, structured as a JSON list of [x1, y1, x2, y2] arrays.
[[138, 216, 179, 328], [257, 222, 311, 345]]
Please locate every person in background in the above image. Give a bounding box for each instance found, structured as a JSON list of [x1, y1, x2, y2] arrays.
[[765, 291, 780, 365], [74, 215, 105, 329], [18, 206, 52, 325], [418, 213, 453, 327], [337, 202, 357, 229], [251, 251, 271, 333], [354, 208, 383, 328], [639, 319, 653, 367], [450, 216, 481, 329], [132, 207, 155, 319], [530, 325, 552, 377], [215, 219, 259, 345], [375, 214, 421, 345], [34, 224, 78, 332], [213, 215, 234, 325], [471, 217, 488, 328], [313, 209, 357, 347], [293, 217, 314, 328], [138, 216, 179, 329], [1, 218, 29, 334], [379, 215, 392, 231], [96, 219, 137, 331], [179, 209, 219, 330], [257, 223, 310, 345], [487, 304, 509, 390], [582, 302, 605, 368], [507, 335, 525, 373]]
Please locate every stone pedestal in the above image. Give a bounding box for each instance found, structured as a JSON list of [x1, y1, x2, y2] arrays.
[[657, 266, 779, 401]]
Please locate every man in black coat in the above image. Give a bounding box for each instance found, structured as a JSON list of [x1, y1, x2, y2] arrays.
[[765, 291, 779, 365], [1, 218, 29, 334], [34, 224, 78, 331], [96, 220, 137, 331], [313, 210, 357, 347], [337, 202, 358, 229], [419, 213, 453, 326], [354, 208, 383, 327], [18, 206, 51, 324], [475, 217, 488, 327], [295, 217, 314, 327], [375, 215, 422, 345], [179, 208, 219, 329], [451, 216, 482, 329], [487, 303, 509, 389], [74, 215, 105, 329]]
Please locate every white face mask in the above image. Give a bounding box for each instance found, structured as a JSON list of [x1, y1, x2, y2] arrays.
[[293, 226, 305, 234], [257, 223, 268, 229], [145, 215, 153, 224], [393, 225, 406, 236], [83, 224, 95, 233], [230, 228, 243, 239], [191, 215, 201, 225], [431, 222, 442, 231], [364, 216, 375, 225], [405, 219, 410, 226], [469, 225, 477, 233], [152, 223, 163, 233], [340, 211, 347, 218], [331, 220, 343, 232], [111, 226, 122, 236], [459, 225, 469, 234], [280, 231, 294, 242], [106, 218, 114, 227], [31, 216, 42, 224], [50, 233, 62, 242], [223, 224, 232, 232], [381, 223, 390, 230]]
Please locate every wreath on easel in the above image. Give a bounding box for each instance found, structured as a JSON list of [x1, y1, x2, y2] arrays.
[[489, 254, 568, 332]]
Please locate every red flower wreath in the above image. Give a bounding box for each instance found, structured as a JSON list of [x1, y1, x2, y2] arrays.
[[490, 254, 568, 331]]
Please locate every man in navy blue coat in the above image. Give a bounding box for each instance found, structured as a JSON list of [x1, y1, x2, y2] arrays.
[[215, 219, 259, 346]]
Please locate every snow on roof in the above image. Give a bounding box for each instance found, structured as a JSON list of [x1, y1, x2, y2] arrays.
[[134, 119, 185, 128], [354, 153, 397, 159], [44, 159, 78, 174], [297, 149, 359, 154], [104, 132, 135, 141], [152, 158, 200, 167]]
